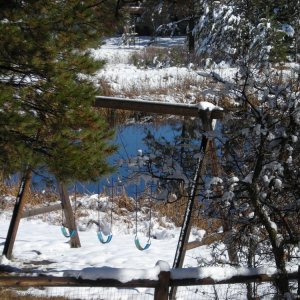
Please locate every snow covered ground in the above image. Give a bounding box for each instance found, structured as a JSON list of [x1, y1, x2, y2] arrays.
[[0, 193, 286, 300], [0, 191, 207, 273], [90, 36, 236, 104], [0, 192, 214, 299]]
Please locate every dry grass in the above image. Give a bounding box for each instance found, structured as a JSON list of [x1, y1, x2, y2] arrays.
[[0, 288, 66, 300], [1, 180, 220, 233], [129, 46, 202, 69], [95, 44, 223, 106], [153, 196, 222, 233], [115, 71, 206, 103], [97, 78, 114, 97]]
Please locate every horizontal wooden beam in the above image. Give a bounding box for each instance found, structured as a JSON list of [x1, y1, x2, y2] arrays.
[[21, 203, 62, 219], [171, 271, 299, 286], [94, 96, 224, 120], [0, 271, 297, 288], [0, 276, 158, 288], [184, 232, 227, 251]]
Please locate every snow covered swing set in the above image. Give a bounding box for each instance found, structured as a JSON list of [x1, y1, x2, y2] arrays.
[[59, 174, 153, 251], [3, 96, 223, 273], [93, 96, 224, 266], [95, 178, 153, 250]]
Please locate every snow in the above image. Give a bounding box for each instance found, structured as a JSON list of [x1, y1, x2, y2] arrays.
[[273, 178, 282, 189], [171, 265, 277, 281], [0, 208, 182, 274], [90, 36, 197, 102], [281, 24, 294, 37], [0, 190, 298, 299], [197, 101, 223, 111], [89, 36, 235, 105], [71, 262, 284, 284], [74, 264, 162, 283], [243, 173, 253, 184]]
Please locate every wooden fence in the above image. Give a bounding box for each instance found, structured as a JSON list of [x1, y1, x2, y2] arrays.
[[0, 267, 299, 300]]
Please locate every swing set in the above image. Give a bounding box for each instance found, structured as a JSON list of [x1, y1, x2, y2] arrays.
[[3, 95, 223, 279], [97, 180, 113, 244], [58, 176, 153, 251], [95, 178, 153, 250], [134, 184, 152, 251]]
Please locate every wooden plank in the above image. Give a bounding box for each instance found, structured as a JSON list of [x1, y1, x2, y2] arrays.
[[184, 232, 227, 251], [0, 271, 297, 288], [94, 96, 224, 120], [0, 276, 158, 288], [21, 203, 62, 219], [170, 271, 299, 286]]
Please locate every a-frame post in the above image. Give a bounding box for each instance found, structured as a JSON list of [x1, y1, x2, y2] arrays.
[[2, 168, 32, 259], [57, 182, 81, 248], [169, 112, 214, 299]]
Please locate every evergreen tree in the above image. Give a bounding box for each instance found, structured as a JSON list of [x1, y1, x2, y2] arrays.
[[0, 0, 118, 182], [0, 0, 119, 258]]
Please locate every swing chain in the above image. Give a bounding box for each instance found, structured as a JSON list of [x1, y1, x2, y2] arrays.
[[97, 180, 113, 244]]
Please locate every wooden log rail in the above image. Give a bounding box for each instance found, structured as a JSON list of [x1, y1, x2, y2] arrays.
[[94, 96, 224, 120], [0, 270, 298, 300], [0, 272, 298, 287]]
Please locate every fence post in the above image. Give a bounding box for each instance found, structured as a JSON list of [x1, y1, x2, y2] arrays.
[[154, 270, 170, 300]]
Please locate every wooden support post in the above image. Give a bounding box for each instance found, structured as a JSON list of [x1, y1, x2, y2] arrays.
[[57, 182, 81, 248], [184, 232, 227, 251], [170, 113, 213, 299], [94, 96, 224, 120], [154, 271, 170, 300], [2, 168, 32, 259]]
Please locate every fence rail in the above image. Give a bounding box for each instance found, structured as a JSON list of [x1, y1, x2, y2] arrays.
[[0, 267, 299, 300]]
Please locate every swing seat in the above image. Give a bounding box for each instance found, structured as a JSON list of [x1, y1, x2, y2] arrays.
[[61, 226, 76, 238], [97, 230, 113, 244], [134, 235, 151, 251]]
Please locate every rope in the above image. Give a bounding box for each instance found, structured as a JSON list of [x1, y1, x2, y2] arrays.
[[97, 180, 113, 244], [117, 128, 130, 161], [134, 185, 151, 251], [110, 178, 114, 231]]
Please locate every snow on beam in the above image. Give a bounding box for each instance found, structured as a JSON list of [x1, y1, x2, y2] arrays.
[[0, 271, 297, 288], [171, 271, 299, 286], [94, 96, 224, 119]]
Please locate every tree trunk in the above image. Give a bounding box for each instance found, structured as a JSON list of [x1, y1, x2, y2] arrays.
[[2, 168, 32, 259], [249, 186, 289, 295], [57, 182, 81, 248]]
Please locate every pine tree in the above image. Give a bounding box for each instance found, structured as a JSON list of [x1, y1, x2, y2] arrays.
[[0, 0, 118, 181], [0, 0, 119, 258]]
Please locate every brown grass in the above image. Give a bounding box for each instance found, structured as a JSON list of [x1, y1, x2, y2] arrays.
[[0, 288, 67, 300], [153, 196, 222, 233], [1, 180, 220, 233], [129, 46, 202, 69], [118, 74, 205, 102]]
